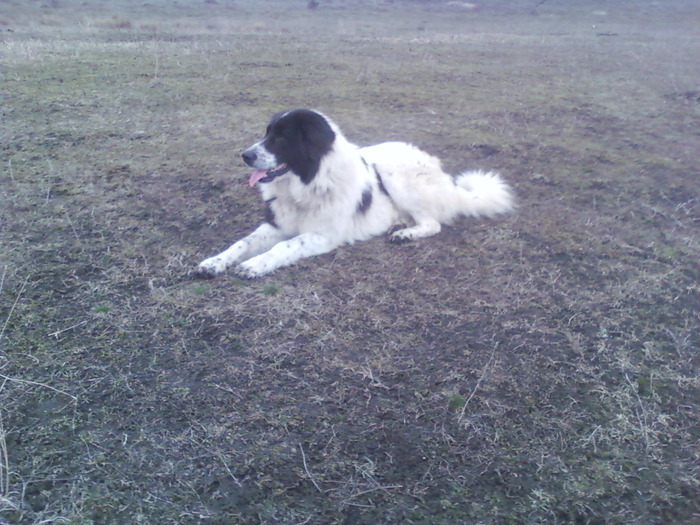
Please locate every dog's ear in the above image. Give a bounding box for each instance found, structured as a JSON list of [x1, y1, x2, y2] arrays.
[[296, 111, 335, 184]]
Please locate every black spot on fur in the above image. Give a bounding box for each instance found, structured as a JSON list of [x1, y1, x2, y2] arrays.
[[374, 165, 390, 197], [264, 197, 277, 227], [357, 186, 373, 215], [260, 109, 336, 184]]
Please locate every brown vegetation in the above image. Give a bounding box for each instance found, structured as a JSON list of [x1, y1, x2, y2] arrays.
[[1, 1, 698, 523]]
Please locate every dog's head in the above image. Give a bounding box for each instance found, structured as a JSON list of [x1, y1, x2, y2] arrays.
[[242, 109, 336, 186]]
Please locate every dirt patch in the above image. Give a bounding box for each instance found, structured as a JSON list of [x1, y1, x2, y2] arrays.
[[1, 0, 698, 523]]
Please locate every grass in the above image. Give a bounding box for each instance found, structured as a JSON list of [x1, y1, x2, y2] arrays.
[[1, 0, 699, 523]]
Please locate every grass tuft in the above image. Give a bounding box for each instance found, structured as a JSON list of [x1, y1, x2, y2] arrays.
[[1, 1, 697, 523], [447, 393, 466, 411], [261, 284, 281, 296], [191, 284, 210, 296]]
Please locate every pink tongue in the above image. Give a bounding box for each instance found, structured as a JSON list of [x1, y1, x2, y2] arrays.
[[248, 169, 268, 187]]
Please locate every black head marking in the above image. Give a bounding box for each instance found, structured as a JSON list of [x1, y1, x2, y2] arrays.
[[261, 109, 336, 184]]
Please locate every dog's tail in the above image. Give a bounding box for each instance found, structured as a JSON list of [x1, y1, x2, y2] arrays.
[[454, 170, 515, 218]]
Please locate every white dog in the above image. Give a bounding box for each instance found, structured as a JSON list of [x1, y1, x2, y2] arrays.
[[196, 109, 514, 278]]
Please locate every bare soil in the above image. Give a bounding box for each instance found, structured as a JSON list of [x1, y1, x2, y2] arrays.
[[1, 1, 698, 523]]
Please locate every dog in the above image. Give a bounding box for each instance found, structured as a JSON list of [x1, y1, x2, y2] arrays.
[[196, 109, 514, 279]]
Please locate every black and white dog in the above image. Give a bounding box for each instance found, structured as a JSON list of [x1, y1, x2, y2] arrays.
[[196, 109, 514, 279]]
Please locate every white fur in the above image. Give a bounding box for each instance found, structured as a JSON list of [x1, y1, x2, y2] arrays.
[[197, 113, 514, 278]]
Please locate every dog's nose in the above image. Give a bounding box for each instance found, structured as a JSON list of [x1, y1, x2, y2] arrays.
[[242, 150, 257, 166]]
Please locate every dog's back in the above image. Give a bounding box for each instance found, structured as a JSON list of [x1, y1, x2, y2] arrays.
[[360, 142, 514, 241]]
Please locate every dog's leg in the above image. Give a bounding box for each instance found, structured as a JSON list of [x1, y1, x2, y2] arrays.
[[235, 233, 335, 278], [196, 223, 287, 278], [389, 216, 441, 243]]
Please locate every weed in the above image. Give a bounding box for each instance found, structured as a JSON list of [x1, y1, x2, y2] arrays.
[[447, 393, 465, 411], [261, 284, 281, 296], [191, 284, 210, 296]]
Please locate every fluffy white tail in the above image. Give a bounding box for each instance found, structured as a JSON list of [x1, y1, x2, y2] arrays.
[[455, 170, 515, 218]]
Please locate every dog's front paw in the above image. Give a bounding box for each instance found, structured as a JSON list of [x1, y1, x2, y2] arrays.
[[235, 255, 277, 279], [389, 229, 415, 243], [195, 256, 227, 279], [234, 261, 264, 280]]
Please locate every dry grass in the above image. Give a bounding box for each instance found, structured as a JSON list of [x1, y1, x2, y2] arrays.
[[1, 0, 698, 523]]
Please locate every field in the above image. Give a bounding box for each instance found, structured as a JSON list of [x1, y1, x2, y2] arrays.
[[1, 0, 698, 523]]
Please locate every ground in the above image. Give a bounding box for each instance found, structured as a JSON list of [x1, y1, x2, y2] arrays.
[[0, 0, 698, 523]]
